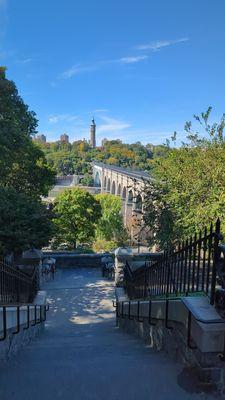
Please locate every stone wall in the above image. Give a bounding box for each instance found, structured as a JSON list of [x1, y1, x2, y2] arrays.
[[0, 321, 44, 363], [0, 291, 47, 363], [117, 308, 225, 395], [43, 252, 111, 268]]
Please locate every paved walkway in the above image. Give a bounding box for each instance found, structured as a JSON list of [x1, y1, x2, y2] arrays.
[[0, 269, 216, 400]]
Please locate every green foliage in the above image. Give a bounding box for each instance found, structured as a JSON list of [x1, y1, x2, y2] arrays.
[[80, 174, 94, 187], [142, 179, 177, 248], [39, 139, 167, 176], [143, 108, 225, 248], [0, 69, 55, 196], [92, 238, 118, 252], [0, 68, 56, 255], [53, 188, 102, 249], [0, 187, 54, 255], [95, 193, 128, 246]]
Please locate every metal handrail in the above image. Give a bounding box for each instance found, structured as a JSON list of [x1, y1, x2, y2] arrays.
[[115, 297, 225, 358], [0, 304, 49, 341]]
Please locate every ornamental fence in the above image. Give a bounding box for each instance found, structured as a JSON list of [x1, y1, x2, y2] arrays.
[[0, 258, 39, 304], [124, 219, 222, 305]]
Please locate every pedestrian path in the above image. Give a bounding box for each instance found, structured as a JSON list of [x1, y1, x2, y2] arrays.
[[0, 268, 215, 400]]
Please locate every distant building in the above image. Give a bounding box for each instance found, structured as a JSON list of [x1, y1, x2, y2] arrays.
[[60, 133, 69, 143], [34, 134, 46, 143], [101, 138, 108, 147], [90, 118, 96, 148]]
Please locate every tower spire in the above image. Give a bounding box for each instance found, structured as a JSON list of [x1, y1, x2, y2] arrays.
[[90, 117, 96, 148]]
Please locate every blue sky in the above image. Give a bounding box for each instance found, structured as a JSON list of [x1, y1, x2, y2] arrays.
[[0, 0, 225, 145]]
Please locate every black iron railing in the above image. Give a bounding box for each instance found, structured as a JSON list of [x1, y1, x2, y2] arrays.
[[114, 298, 225, 357], [0, 304, 49, 341], [0, 259, 39, 305], [124, 219, 222, 305]]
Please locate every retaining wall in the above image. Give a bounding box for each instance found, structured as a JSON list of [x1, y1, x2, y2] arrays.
[[0, 291, 46, 363], [116, 294, 225, 395], [43, 253, 110, 268], [0, 319, 44, 362]]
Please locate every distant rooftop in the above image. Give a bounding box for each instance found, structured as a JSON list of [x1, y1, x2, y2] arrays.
[[92, 161, 150, 180]]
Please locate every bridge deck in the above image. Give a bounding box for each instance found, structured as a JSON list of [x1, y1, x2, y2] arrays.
[[93, 161, 150, 180], [0, 268, 214, 399]]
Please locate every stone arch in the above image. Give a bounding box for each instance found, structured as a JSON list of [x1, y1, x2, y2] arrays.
[[107, 178, 111, 192], [122, 187, 127, 200], [135, 194, 143, 210], [127, 190, 134, 205], [117, 184, 121, 196], [111, 181, 116, 195], [94, 171, 101, 187]]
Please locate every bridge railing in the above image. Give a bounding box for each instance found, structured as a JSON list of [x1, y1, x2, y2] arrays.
[[124, 219, 222, 305], [0, 258, 39, 305]]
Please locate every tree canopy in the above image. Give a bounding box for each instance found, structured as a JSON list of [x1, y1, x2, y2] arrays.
[[94, 194, 127, 250], [0, 67, 56, 255], [143, 108, 225, 248], [53, 188, 102, 249], [0, 187, 54, 255], [37, 138, 168, 179], [0, 67, 55, 197]]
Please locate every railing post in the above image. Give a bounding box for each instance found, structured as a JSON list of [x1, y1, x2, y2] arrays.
[[117, 220, 222, 304], [144, 264, 147, 298], [210, 218, 221, 305], [166, 250, 171, 297], [16, 277, 20, 303]]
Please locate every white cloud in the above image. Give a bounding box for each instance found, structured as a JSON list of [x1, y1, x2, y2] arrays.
[[136, 37, 189, 51], [48, 114, 78, 124], [38, 126, 173, 146], [117, 55, 148, 64], [92, 109, 109, 113], [60, 64, 97, 79], [17, 57, 32, 64], [47, 113, 131, 137], [59, 54, 148, 80], [98, 116, 131, 134]]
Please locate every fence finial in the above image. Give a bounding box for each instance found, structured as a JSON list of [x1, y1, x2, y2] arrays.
[[216, 217, 221, 231]]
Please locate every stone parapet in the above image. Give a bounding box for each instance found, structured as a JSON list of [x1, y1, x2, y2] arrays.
[[116, 294, 225, 395], [0, 291, 47, 363]]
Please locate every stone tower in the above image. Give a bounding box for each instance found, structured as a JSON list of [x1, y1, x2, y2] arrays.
[[90, 118, 96, 148]]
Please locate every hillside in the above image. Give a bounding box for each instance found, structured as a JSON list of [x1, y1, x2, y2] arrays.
[[38, 139, 169, 179]]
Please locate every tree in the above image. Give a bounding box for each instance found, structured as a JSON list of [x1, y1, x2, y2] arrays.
[[143, 108, 225, 248], [38, 137, 155, 177], [0, 67, 55, 196], [80, 174, 94, 187], [95, 193, 127, 245], [0, 187, 54, 255], [53, 188, 101, 249], [0, 67, 55, 257], [92, 238, 119, 252], [141, 179, 175, 248]]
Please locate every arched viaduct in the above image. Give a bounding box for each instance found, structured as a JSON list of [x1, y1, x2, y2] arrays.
[[92, 161, 150, 242]]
